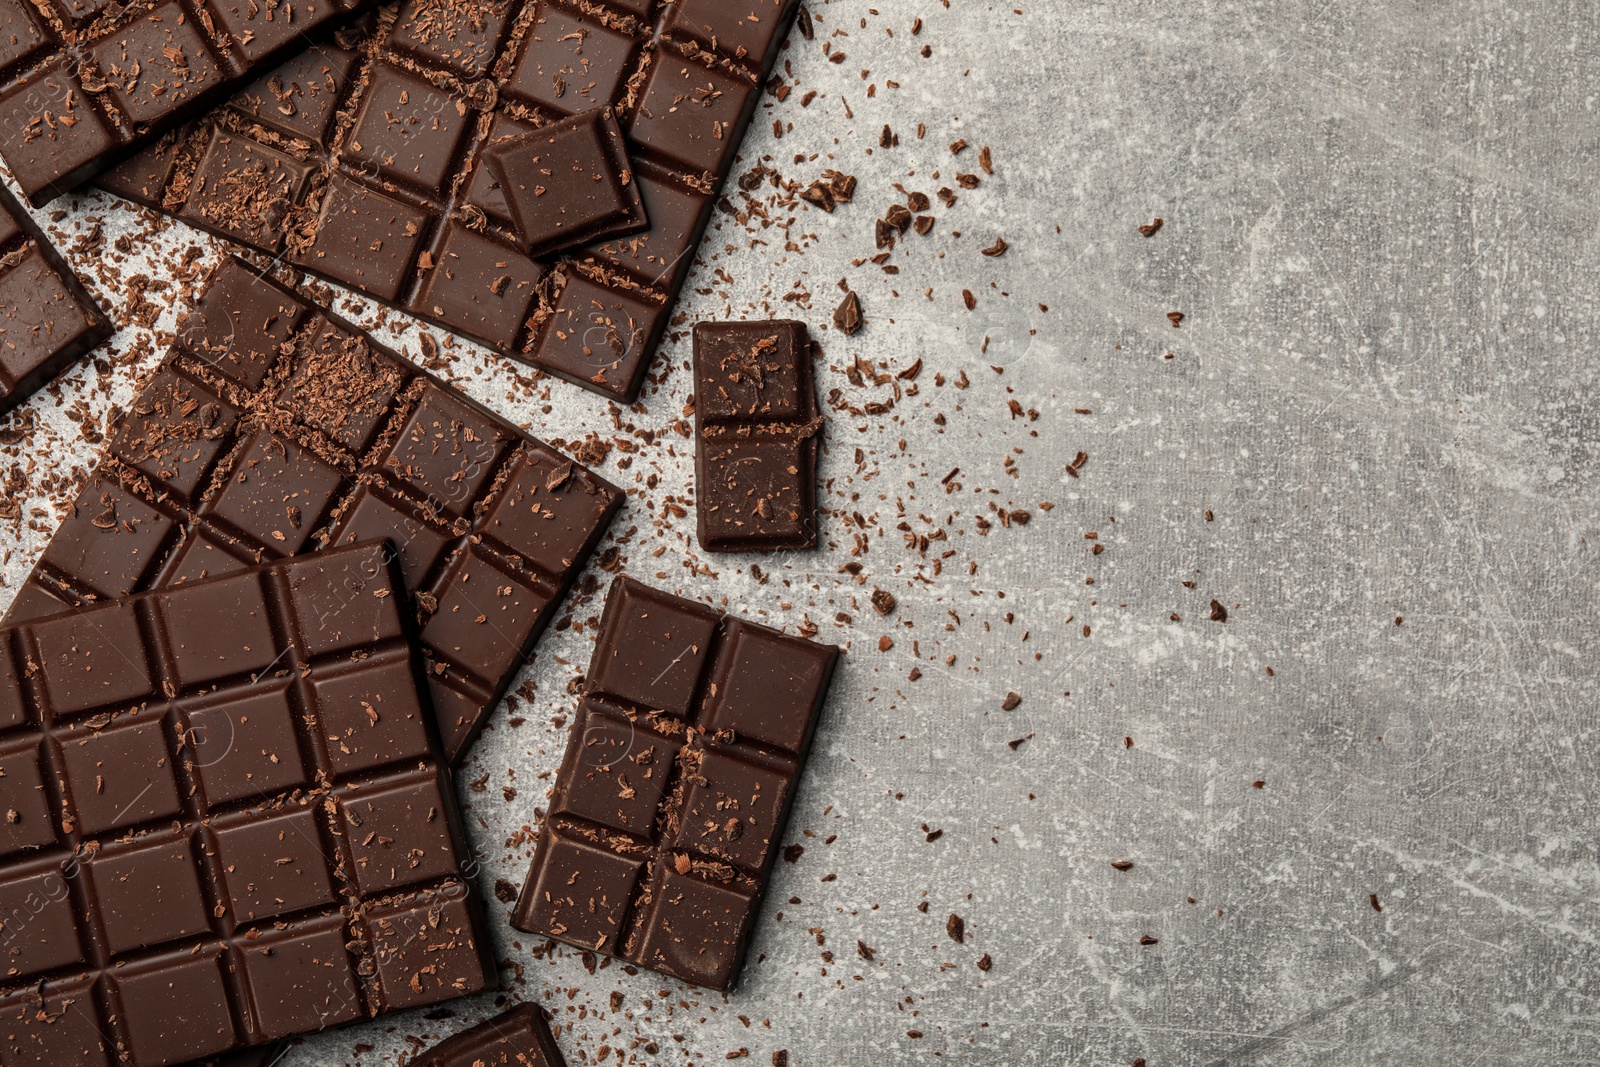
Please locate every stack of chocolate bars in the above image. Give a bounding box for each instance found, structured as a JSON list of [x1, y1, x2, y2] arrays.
[[0, 1, 844, 1064]]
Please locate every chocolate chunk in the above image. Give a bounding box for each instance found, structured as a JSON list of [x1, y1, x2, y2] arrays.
[[98, 0, 804, 401], [4, 257, 621, 765], [0, 0, 383, 204], [414, 1004, 565, 1067], [693, 320, 822, 552], [833, 290, 863, 334], [511, 577, 840, 991], [0, 183, 111, 413], [0, 542, 494, 1066], [485, 107, 648, 258]]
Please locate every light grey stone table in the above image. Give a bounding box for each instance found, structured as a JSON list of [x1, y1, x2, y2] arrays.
[[1, 1, 1592, 1063]]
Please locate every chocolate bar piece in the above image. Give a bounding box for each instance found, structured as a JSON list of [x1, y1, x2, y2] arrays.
[[4, 256, 622, 764], [97, 0, 802, 400], [511, 576, 839, 990], [692, 320, 822, 552], [0, 541, 496, 1066], [0, 181, 111, 412], [415, 1004, 566, 1067], [486, 107, 647, 259], [0, 0, 382, 204]]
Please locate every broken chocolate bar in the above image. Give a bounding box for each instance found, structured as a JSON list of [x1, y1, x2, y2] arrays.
[[0, 181, 111, 413], [98, 0, 803, 400], [693, 319, 822, 552], [512, 576, 839, 990], [4, 255, 621, 764], [0, 0, 384, 203], [0, 541, 496, 1066]]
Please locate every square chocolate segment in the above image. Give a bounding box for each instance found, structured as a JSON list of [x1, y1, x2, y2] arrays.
[[0, 740, 55, 856], [0, 182, 111, 414], [411, 1003, 568, 1067], [4, 256, 621, 766], [96, 0, 804, 401], [87, 832, 210, 954], [692, 320, 823, 552], [0, 0, 381, 203], [238, 915, 362, 1039], [485, 107, 648, 258], [0, 542, 495, 1067], [512, 576, 839, 990]]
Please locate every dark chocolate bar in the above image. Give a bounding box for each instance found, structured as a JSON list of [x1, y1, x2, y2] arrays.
[[4, 255, 622, 764], [0, 0, 384, 204], [97, 0, 802, 400], [485, 107, 647, 259], [0, 180, 111, 412], [511, 576, 839, 990], [415, 1004, 566, 1067], [0, 541, 496, 1066], [692, 319, 821, 552]]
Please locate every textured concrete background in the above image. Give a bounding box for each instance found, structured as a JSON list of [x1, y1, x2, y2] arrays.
[[2, 0, 1596, 1063]]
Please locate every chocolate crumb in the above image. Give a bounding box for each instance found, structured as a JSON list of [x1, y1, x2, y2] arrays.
[[1139, 217, 1164, 237], [946, 913, 965, 943]]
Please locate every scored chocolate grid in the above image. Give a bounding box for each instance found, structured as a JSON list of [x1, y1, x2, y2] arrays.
[[97, 0, 799, 400], [0, 544, 490, 1064], [5, 256, 622, 764], [515, 577, 837, 989], [0, 0, 380, 203]]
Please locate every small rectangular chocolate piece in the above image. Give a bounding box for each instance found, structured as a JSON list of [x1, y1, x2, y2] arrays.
[[4, 255, 622, 765], [0, 181, 111, 412], [0, 541, 496, 1067], [97, 0, 803, 400], [486, 107, 647, 258], [416, 1004, 567, 1067], [693, 319, 822, 552], [511, 576, 839, 991], [0, 0, 381, 204]]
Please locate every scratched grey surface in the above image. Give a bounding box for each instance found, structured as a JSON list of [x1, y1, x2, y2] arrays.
[[1, 0, 1595, 1064]]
